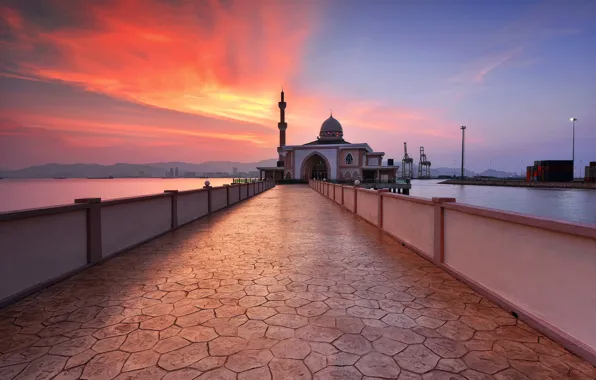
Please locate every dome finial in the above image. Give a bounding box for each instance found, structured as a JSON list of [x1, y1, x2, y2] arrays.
[[330, 109, 332, 117]]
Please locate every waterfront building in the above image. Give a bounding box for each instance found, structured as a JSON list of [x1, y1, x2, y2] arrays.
[[257, 89, 398, 181], [586, 162, 596, 183]]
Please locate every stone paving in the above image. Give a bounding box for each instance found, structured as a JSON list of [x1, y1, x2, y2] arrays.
[[1, 185, 595, 380]]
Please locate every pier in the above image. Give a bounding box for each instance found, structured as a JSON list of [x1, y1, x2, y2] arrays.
[[0, 182, 595, 379]]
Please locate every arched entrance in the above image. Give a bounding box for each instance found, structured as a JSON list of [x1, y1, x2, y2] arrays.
[[302, 153, 329, 180]]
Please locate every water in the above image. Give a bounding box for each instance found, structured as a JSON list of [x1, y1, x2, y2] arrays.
[[410, 179, 596, 226], [0, 178, 234, 212], [1, 178, 594, 226]]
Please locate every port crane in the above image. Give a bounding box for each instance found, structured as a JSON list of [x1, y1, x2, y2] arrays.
[[417, 146, 432, 179], [401, 142, 414, 179]]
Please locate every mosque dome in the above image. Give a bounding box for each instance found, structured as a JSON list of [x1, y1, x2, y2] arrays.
[[319, 115, 343, 140]]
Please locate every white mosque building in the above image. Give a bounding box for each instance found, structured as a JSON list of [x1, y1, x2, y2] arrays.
[[258, 89, 398, 182]]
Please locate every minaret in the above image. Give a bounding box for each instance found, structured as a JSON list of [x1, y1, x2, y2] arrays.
[[278, 87, 287, 148]]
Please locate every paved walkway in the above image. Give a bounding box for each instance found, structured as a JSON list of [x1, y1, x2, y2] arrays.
[[1, 185, 595, 380]]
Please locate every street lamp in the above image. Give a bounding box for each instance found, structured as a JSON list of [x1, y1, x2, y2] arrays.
[[460, 126, 466, 179], [570, 118, 577, 178]]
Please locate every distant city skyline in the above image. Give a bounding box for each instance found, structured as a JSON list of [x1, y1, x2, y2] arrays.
[[0, 0, 594, 174]]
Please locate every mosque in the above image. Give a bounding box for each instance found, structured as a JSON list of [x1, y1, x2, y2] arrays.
[[257, 89, 398, 182]]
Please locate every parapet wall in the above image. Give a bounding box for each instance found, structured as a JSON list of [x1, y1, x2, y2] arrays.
[[0, 180, 275, 307], [311, 180, 596, 365]]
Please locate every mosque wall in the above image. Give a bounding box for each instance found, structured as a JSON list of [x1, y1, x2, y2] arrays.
[[339, 149, 360, 167], [294, 148, 338, 180]]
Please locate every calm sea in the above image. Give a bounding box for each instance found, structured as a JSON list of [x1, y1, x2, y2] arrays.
[[1, 178, 595, 226], [0, 178, 234, 212]]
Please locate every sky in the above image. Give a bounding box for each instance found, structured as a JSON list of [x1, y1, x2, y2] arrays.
[[0, 0, 595, 174]]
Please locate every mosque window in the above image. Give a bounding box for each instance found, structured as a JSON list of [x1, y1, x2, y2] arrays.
[[346, 153, 354, 165]]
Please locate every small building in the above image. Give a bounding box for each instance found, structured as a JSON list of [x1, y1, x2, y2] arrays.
[[585, 162, 596, 183], [257, 89, 398, 181]]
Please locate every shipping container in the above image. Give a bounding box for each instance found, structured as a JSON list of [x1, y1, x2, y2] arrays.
[[527, 160, 573, 182]]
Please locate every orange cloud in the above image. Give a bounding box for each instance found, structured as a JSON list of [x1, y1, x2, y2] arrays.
[[1, 1, 320, 126]]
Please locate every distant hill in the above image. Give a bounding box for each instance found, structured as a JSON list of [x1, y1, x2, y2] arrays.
[[0, 160, 277, 178], [477, 169, 519, 178], [0, 160, 518, 179]]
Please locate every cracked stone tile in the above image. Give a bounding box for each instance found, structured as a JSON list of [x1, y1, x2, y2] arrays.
[[238, 367, 271, 380], [305, 352, 326, 373], [140, 315, 176, 331], [271, 338, 311, 359], [13, 354, 66, 380], [238, 320, 268, 339], [122, 350, 159, 372], [356, 352, 401, 378], [209, 336, 247, 356], [161, 368, 202, 380], [153, 336, 191, 353], [158, 343, 208, 371], [93, 323, 138, 339], [49, 336, 96, 356], [314, 365, 363, 380], [178, 326, 218, 342], [191, 356, 226, 371], [197, 367, 236, 380], [176, 310, 215, 328], [296, 326, 342, 343], [382, 327, 425, 344], [82, 350, 129, 380], [327, 352, 360, 366], [225, 349, 273, 372], [394, 344, 440, 374], [373, 336, 407, 356], [463, 351, 509, 374], [215, 305, 247, 318], [335, 317, 364, 334], [424, 339, 469, 359], [53, 365, 84, 380], [265, 314, 309, 329], [114, 366, 166, 380], [297, 302, 330, 317], [436, 358, 467, 373], [268, 358, 311, 380], [493, 340, 538, 361], [381, 313, 418, 328], [333, 334, 372, 355], [92, 335, 126, 353]]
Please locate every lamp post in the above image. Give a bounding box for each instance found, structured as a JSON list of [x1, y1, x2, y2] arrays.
[[570, 118, 577, 179], [460, 126, 466, 179]]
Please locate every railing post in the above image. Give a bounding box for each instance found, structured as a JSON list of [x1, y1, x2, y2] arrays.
[[224, 185, 230, 206], [164, 190, 179, 229], [432, 197, 456, 264], [74, 198, 102, 264], [204, 184, 212, 213], [377, 190, 389, 228]]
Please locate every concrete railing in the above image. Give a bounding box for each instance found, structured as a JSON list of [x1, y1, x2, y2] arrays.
[[310, 179, 596, 365], [0, 180, 275, 307]]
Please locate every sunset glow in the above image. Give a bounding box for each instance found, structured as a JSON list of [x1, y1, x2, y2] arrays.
[[1, 0, 595, 170]]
